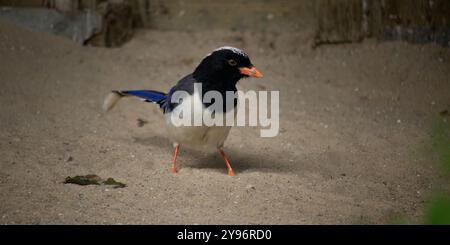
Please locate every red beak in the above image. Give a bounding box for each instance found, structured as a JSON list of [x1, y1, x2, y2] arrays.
[[239, 66, 263, 78]]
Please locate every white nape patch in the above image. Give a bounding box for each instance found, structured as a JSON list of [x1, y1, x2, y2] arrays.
[[206, 46, 248, 58]]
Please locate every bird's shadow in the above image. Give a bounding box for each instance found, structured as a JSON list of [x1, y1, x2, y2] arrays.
[[132, 135, 295, 174]]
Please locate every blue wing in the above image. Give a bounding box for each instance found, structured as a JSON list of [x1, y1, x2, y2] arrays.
[[160, 73, 197, 113]]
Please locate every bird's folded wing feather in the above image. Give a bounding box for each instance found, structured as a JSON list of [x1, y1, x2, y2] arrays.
[[160, 73, 197, 113]]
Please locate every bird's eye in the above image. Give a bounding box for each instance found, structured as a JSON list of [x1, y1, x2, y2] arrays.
[[228, 59, 237, 66]]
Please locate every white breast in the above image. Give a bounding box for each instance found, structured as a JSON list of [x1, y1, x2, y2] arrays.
[[164, 90, 234, 151]]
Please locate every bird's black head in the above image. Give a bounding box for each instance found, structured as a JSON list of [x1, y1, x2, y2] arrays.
[[193, 47, 263, 92]]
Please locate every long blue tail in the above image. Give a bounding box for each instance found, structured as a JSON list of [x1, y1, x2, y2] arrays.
[[117, 90, 167, 103], [103, 90, 167, 111]]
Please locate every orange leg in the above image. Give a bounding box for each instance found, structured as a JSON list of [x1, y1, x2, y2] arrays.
[[218, 148, 235, 176], [171, 144, 180, 173]]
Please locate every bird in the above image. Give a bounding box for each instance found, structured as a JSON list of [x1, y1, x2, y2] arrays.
[[103, 46, 263, 176]]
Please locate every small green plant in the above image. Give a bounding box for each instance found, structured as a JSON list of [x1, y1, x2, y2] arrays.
[[423, 110, 450, 225], [424, 194, 450, 225]]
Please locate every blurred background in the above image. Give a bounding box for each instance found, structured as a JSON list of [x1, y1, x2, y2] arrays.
[[1, 0, 449, 46], [0, 0, 449, 225]]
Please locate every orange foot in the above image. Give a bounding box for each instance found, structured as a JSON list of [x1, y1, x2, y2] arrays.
[[228, 169, 235, 177]]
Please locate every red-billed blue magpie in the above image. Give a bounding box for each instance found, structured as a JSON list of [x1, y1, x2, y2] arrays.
[[103, 47, 263, 176]]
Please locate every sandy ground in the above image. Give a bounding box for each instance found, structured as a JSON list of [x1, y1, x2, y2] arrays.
[[0, 18, 449, 224]]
